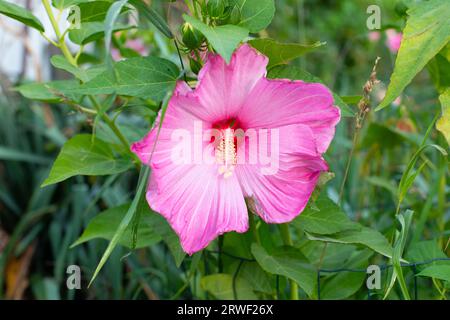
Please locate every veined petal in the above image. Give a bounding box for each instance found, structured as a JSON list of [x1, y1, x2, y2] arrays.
[[194, 44, 268, 122], [238, 78, 340, 154], [131, 82, 211, 165], [147, 160, 248, 255], [235, 124, 328, 223]]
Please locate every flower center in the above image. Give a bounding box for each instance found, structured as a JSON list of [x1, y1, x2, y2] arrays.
[[213, 119, 240, 179], [215, 128, 237, 178]]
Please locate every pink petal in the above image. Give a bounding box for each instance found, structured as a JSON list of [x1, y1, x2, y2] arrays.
[[235, 124, 328, 223], [194, 44, 268, 122], [131, 83, 248, 254], [147, 158, 248, 255], [238, 78, 340, 154], [131, 82, 212, 165]]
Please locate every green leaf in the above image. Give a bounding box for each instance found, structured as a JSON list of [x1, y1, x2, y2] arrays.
[[248, 38, 325, 69], [229, 0, 275, 33], [104, 0, 129, 65], [151, 213, 185, 267], [52, 0, 90, 9], [51, 55, 106, 83], [418, 265, 450, 282], [68, 21, 132, 45], [68, 1, 126, 23], [428, 48, 450, 94], [14, 80, 81, 102], [65, 56, 179, 101], [407, 240, 449, 271], [251, 244, 316, 296], [201, 274, 257, 300], [377, 0, 450, 110], [72, 203, 161, 248], [436, 88, 450, 145], [183, 14, 248, 64], [88, 166, 150, 286], [238, 262, 273, 294], [384, 210, 414, 300], [320, 249, 372, 300], [293, 194, 360, 235], [268, 65, 354, 117], [42, 134, 132, 186], [0, 0, 44, 32], [301, 242, 355, 270], [305, 227, 393, 259]]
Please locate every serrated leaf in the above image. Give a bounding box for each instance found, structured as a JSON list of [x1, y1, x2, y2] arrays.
[[251, 244, 316, 296], [229, 0, 275, 33], [72, 203, 161, 248], [320, 250, 372, 300], [65, 56, 179, 101], [42, 134, 132, 186], [248, 38, 325, 68], [0, 0, 44, 32], [377, 0, 450, 110], [407, 240, 450, 272], [183, 14, 248, 64], [268, 65, 354, 117], [293, 194, 360, 235]]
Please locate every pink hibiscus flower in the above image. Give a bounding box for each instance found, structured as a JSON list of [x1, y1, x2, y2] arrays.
[[131, 44, 340, 254], [385, 29, 402, 53]]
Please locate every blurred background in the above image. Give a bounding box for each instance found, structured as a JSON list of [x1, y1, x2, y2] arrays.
[[0, 0, 448, 299]]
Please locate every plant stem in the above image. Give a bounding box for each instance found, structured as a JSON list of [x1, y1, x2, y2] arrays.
[[42, 0, 76, 66], [278, 223, 299, 300], [42, 0, 140, 169]]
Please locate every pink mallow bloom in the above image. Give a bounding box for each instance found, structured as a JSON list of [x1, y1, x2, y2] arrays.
[[385, 29, 402, 53], [131, 44, 340, 254]]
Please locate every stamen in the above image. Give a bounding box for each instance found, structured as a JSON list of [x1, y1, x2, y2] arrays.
[[215, 128, 236, 178]]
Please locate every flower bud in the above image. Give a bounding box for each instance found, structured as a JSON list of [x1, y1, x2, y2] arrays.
[[181, 22, 205, 50]]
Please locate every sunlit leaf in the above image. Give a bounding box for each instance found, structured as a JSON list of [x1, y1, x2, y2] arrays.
[[229, 0, 275, 33], [377, 0, 450, 110]]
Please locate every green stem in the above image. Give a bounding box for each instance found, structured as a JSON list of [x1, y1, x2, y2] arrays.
[[42, 0, 140, 169], [42, 0, 76, 66], [88, 96, 141, 169], [278, 223, 299, 300]]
